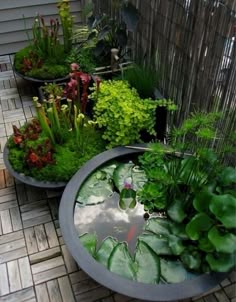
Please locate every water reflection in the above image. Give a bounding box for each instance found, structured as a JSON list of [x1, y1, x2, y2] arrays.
[[74, 192, 146, 253]]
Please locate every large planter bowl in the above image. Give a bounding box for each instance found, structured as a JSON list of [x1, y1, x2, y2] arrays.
[[59, 145, 228, 301], [13, 67, 70, 86], [3, 145, 66, 189]]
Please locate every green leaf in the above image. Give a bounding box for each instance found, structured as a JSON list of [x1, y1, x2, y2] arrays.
[[180, 250, 201, 270], [80, 233, 97, 256], [76, 172, 113, 206], [119, 188, 136, 210], [193, 190, 213, 212], [96, 237, 118, 267], [144, 218, 171, 236], [160, 259, 191, 283], [208, 226, 236, 254], [206, 253, 236, 272], [108, 243, 136, 280], [186, 213, 213, 240], [167, 199, 187, 223], [138, 234, 172, 255], [219, 167, 236, 186], [135, 240, 160, 284], [170, 223, 188, 240], [209, 194, 236, 228], [198, 237, 215, 252], [168, 235, 185, 255]]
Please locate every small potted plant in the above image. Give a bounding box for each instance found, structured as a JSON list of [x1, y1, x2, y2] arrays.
[[13, 0, 75, 84], [59, 111, 235, 301]]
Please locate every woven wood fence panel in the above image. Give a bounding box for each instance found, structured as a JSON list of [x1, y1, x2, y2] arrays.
[[93, 0, 236, 147]]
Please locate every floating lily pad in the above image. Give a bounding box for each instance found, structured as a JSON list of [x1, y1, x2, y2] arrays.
[[144, 218, 171, 236], [168, 235, 185, 255], [160, 259, 191, 283], [108, 242, 136, 280], [96, 237, 118, 267], [80, 233, 97, 256], [209, 194, 236, 229], [138, 233, 172, 255], [186, 213, 213, 240], [208, 226, 236, 254], [76, 172, 113, 206], [135, 240, 160, 284], [167, 199, 187, 223], [206, 253, 236, 272]]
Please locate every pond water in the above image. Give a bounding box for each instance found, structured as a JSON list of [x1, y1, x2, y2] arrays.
[[74, 192, 150, 254]]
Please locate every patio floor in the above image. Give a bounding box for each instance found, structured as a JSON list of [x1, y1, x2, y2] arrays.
[[0, 54, 235, 302]]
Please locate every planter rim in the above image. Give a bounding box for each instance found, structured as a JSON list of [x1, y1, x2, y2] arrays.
[[3, 145, 66, 189], [13, 66, 70, 84], [59, 144, 227, 301]]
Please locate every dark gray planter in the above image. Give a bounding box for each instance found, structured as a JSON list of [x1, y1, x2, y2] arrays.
[[59, 145, 227, 301], [3, 145, 66, 189]]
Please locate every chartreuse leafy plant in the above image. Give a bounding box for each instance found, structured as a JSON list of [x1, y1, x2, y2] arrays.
[[90, 80, 176, 148]]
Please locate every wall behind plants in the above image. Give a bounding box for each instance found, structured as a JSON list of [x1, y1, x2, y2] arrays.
[[0, 0, 83, 56], [94, 0, 236, 151]]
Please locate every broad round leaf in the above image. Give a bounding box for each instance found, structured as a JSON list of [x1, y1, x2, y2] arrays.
[[167, 199, 186, 223], [219, 167, 236, 186], [80, 233, 97, 256], [108, 243, 136, 280], [170, 223, 188, 240], [209, 194, 236, 228], [193, 190, 213, 212], [96, 237, 118, 267], [206, 253, 236, 272], [208, 226, 236, 254], [186, 213, 213, 240], [135, 240, 160, 284], [138, 234, 172, 255]]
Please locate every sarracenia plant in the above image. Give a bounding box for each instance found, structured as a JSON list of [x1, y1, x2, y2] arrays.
[[58, 0, 74, 54]]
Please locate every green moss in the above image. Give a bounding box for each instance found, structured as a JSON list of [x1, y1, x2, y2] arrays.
[[8, 126, 105, 182]]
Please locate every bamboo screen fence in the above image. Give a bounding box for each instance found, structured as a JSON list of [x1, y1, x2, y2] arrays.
[[93, 0, 236, 156]]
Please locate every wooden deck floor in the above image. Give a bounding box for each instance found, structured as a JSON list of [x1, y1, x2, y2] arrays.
[[0, 55, 235, 302]]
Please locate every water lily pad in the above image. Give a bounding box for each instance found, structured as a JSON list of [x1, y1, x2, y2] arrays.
[[108, 242, 136, 280], [186, 213, 213, 240], [76, 172, 113, 206], [135, 240, 160, 284], [119, 188, 136, 210], [209, 194, 236, 229], [168, 235, 185, 255], [160, 259, 190, 283], [167, 199, 187, 223], [113, 163, 146, 192], [206, 253, 236, 272], [208, 226, 236, 254], [80, 233, 97, 256], [138, 234, 172, 255], [144, 218, 171, 236], [96, 237, 118, 267]]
